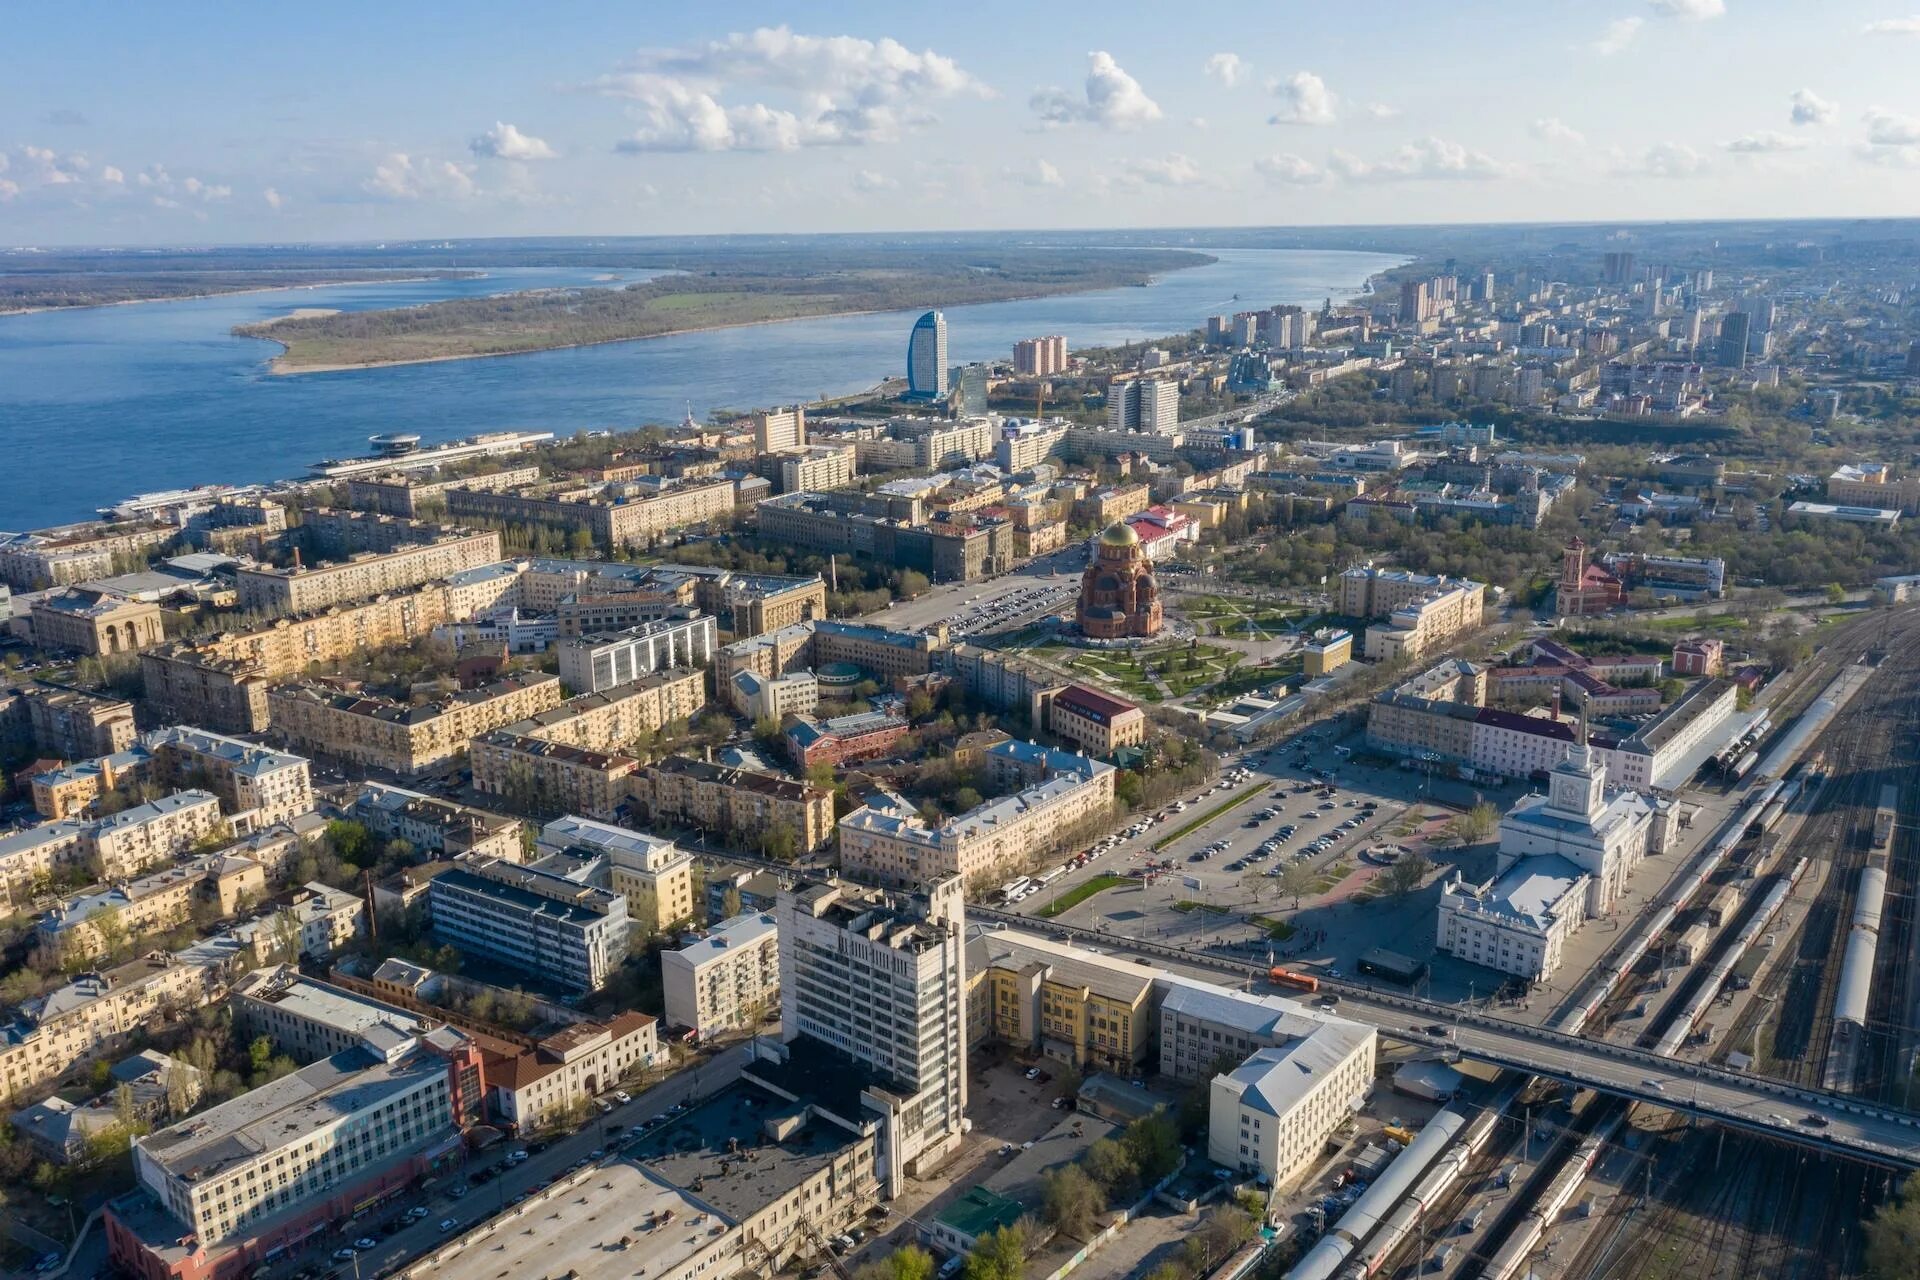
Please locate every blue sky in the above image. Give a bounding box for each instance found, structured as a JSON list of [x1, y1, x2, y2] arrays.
[[6, 1, 1920, 244]]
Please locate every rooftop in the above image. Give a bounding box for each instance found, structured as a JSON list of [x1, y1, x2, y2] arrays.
[[665, 912, 777, 971], [1457, 853, 1588, 928], [231, 968, 436, 1042]]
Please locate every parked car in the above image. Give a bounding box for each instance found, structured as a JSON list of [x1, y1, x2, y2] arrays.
[[439, 1219, 460, 1233]]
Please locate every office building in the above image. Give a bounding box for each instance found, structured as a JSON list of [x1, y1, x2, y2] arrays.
[[426, 857, 629, 992], [773, 876, 967, 1193], [1013, 335, 1068, 376], [556, 614, 717, 694], [1209, 1030, 1377, 1187], [1715, 311, 1751, 369], [231, 966, 440, 1064], [1033, 683, 1146, 757], [662, 910, 781, 1037], [627, 755, 836, 855], [1302, 628, 1353, 676], [1826, 462, 1920, 515], [478, 1011, 659, 1133], [536, 814, 695, 939], [906, 310, 948, 400], [752, 406, 807, 454], [838, 739, 1116, 888], [1106, 376, 1180, 433], [785, 709, 909, 769]]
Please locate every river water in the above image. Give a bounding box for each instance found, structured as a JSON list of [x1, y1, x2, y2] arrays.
[[0, 246, 1405, 527]]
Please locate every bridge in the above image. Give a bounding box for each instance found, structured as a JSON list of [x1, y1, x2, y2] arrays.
[[970, 906, 1920, 1170]]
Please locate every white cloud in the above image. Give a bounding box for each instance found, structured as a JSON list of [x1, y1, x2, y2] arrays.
[[1269, 71, 1336, 125], [1724, 131, 1807, 153], [1865, 107, 1920, 146], [1327, 137, 1510, 182], [851, 168, 897, 191], [1790, 89, 1837, 126], [470, 121, 557, 161], [100, 165, 124, 184], [263, 187, 286, 210], [1030, 51, 1163, 130], [1255, 153, 1324, 184], [1009, 158, 1065, 187], [1119, 153, 1204, 186], [364, 153, 478, 200], [133, 164, 231, 201], [1363, 102, 1401, 121], [1593, 17, 1644, 54], [600, 26, 986, 152], [1531, 117, 1586, 146], [21, 145, 84, 186], [0, 179, 17, 202], [1649, 0, 1725, 19], [1862, 15, 1920, 33], [1204, 53, 1245, 88], [1620, 142, 1711, 177]]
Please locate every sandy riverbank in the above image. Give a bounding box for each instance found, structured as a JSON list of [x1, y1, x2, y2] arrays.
[[0, 275, 464, 318]]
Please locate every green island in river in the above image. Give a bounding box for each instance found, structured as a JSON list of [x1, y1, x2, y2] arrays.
[[232, 245, 1212, 373]]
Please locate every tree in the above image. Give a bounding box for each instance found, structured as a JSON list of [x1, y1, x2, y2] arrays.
[[1085, 1136, 1142, 1199], [1379, 851, 1433, 898], [1042, 1164, 1104, 1239], [1824, 582, 1847, 604], [721, 886, 744, 919], [962, 1224, 1029, 1280], [1277, 860, 1317, 910], [1123, 1112, 1182, 1184], [326, 819, 370, 864], [1449, 802, 1500, 845], [1866, 1174, 1920, 1279], [885, 1245, 936, 1280]]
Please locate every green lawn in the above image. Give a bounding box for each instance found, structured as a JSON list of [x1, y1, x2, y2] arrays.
[[1036, 874, 1134, 918], [1158, 782, 1268, 845], [1249, 914, 1298, 941]]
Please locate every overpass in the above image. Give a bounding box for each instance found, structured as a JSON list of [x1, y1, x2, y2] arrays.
[[971, 906, 1920, 1170]]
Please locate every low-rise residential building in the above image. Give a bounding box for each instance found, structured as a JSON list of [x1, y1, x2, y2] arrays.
[[30, 589, 166, 657], [536, 815, 694, 939], [267, 673, 563, 775], [11, 1050, 202, 1165], [627, 755, 836, 854], [35, 853, 265, 962], [1033, 683, 1145, 758], [349, 783, 524, 860], [839, 739, 1116, 889], [662, 911, 781, 1038], [426, 857, 630, 992]]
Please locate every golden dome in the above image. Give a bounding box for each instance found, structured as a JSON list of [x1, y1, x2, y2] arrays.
[[1099, 522, 1140, 547]]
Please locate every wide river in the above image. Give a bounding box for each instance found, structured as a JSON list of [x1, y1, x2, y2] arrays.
[[0, 246, 1405, 528]]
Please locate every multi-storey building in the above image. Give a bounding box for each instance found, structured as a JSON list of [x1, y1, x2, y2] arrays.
[[343, 465, 541, 517], [0, 523, 175, 591], [774, 876, 967, 1193], [32, 727, 313, 827], [1033, 683, 1146, 758], [1, 684, 137, 761], [1076, 483, 1152, 527], [1339, 566, 1486, 663], [470, 733, 639, 820], [30, 589, 166, 657], [627, 755, 836, 854], [141, 585, 457, 733], [236, 529, 500, 616], [1106, 376, 1179, 433], [729, 668, 819, 721], [714, 618, 945, 690], [556, 614, 717, 694], [785, 710, 909, 769], [536, 815, 694, 939], [479, 1011, 659, 1133], [426, 857, 629, 992], [1012, 335, 1068, 377], [87, 792, 227, 879], [445, 477, 740, 549], [838, 740, 1116, 889], [231, 966, 441, 1062], [35, 853, 265, 963], [507, 669, 706, 756], [752, 406, 807, 454], [776, 444, 858, 494], [267, 673, 563, 775], [662, 910, 780, 1037], [1208, 1028, 1377, 1188]]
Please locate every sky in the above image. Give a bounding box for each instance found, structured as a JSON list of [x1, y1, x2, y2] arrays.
[[6, 1, 1920, 246]]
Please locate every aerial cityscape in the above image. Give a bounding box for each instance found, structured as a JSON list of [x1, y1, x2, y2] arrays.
[[8, 7, 1920, 1280]]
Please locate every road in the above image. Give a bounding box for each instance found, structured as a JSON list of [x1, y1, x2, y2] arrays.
[[296, 1042, 754, 1280]]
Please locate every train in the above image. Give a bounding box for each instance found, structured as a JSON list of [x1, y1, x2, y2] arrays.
[[1873, 783, 1898, 852], [1269, 967, 1320, 993]]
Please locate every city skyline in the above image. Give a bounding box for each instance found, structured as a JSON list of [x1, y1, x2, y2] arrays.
[[8, 2, 1920, 244]]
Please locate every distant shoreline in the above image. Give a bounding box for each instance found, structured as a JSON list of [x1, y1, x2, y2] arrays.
[[0, 274, 465, 318]]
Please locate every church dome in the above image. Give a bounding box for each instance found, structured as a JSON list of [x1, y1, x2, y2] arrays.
[[1099, 522, 1141, 548]]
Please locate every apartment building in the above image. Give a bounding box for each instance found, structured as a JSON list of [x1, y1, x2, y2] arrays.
[[773, 876, 967, 1193], [426, 857, 629, 992], [344, 465, 542, 517], [515, 670, 707, 756], [1033, 683, 1146, 757], [995, 420, 1070, 472], [36, 853, 265, 963], [838, 739, 1116, 889], [33, 727, 313, 827], [87, 792, 226, 879], [628, 755, 836, 854], [662, 910, 781, 1037], [0, 523, 175, 591], [729, 668, 819, 721], [1, 684, 137, 761], [267, 672, 562, 775], [1076, 483, 1152, 527], [0, 948, 232, 1104], [445, 476, 739, 549], [141, 585, 457, 733], [556, 614, 717, 694], [536, 815, 695, 939], [470, 734, 639, 820], [752, 406, 807, 454], [349, 783, 524, 860], [1013, 335, 1068, 376], [443, 558, 823, 643], [777, 444, 858, 494], [31, 589, 167, 657], [235, 528, 501, 616], [1350, 575, 1486, 663]]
